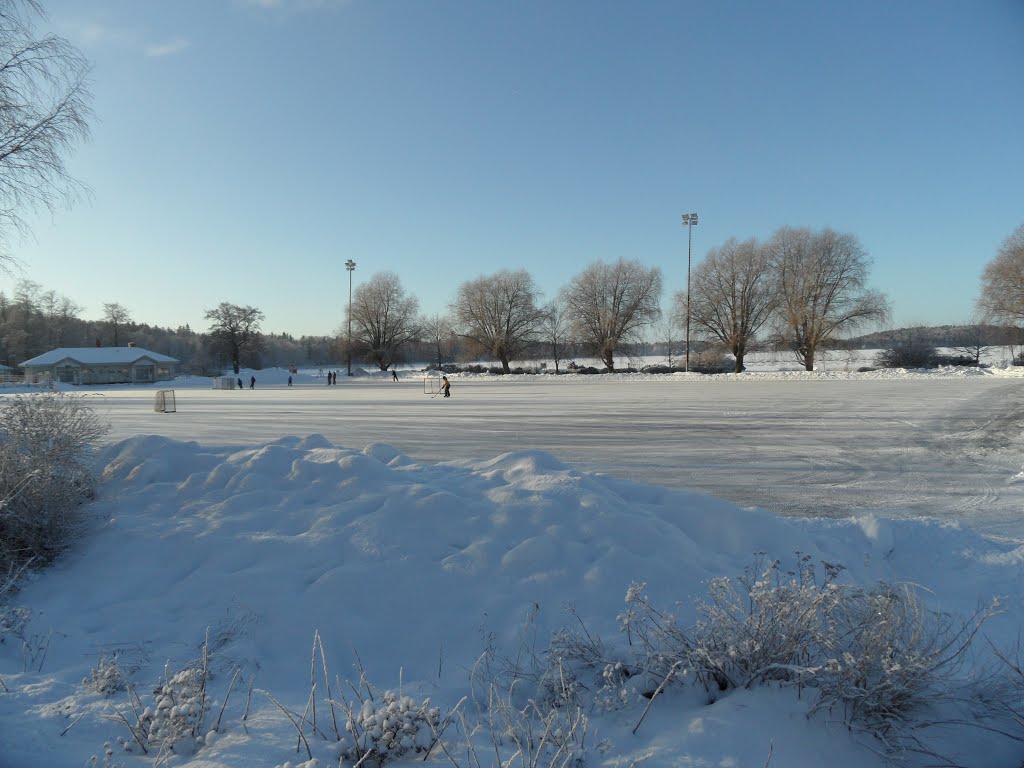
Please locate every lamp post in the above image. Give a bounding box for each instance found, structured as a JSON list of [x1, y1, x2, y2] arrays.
[[681, 212, 698, 372], [345, 259, 356, 376]]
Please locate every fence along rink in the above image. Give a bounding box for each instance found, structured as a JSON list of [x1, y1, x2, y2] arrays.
[[154, 389, 176, 413]]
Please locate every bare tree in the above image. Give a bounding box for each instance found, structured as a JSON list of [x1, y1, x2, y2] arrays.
[[947, 322, 993, 366], [0, 0, 92, 268], [539, 301, 570, 373], [653, 310, 682, 368], [204, 302, 264, 375], [674, 238, 776, 373], [102, 302, 131, 346], [561, 258, 662, 371], [977, 224, 1024, 327], [1, 278, 40, 360], [421, 313, 455, 371], [768, 227, 889, 371], [349, 271, 420, 371], [451, 269, 545, 373]]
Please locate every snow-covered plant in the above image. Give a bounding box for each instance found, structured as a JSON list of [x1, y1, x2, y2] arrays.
[[616, 581, 691, 682], [988, 642, 1024, 741], [108, 633, 234, 763], [120, 663, 211, 759], [0, 391, 109, 576], [84, 655, 129, 695], [0, 603, 30, 641], [88, 740, 126, 768], [545, 621, 645, 713], [810, 583, 997, 738], [338, 688, 441, 764], [463, 681, 588, 768], [688, 555, 843, 695], [0, 604, 53, 672], [593, 661, 641, 712]]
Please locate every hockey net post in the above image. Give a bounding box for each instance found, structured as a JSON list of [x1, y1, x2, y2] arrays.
[[154, 389, 177, 413]]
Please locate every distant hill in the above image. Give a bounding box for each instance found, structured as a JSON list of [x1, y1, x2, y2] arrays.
[[844, 324, 1022, 349]]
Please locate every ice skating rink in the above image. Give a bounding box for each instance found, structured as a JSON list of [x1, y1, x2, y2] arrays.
[[92, 375, 1024, 540]]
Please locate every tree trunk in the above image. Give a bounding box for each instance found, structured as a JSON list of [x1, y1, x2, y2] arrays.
[[734, 351, 744, 373], [804, 349, 815, 371], [500, 356, 511, 374], [602, 352, 615, 372]]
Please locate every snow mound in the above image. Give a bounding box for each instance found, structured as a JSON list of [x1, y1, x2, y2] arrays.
[[0, 436, 1020, 767]]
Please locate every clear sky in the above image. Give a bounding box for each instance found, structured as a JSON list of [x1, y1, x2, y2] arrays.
[[2, 0, 1021, 338]]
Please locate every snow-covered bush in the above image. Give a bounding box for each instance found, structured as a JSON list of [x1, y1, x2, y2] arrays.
[[0, 391, 109, 578], [478, 687, 589, 768], [608, 557, 997, 758], [810, 583, 996, 737], [119, 664, 211, 758], [256, 633, 454, 767], [617, 580, 692, 684], [543, 624, 648, 713], [339, 689, 440, 764], [83, 655, 129, 695], [109, 636, 233, 763], [690, 556, 842, 694]]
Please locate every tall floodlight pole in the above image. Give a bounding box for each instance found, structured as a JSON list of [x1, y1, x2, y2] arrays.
[[345, 259, 356, 376], [681, 213, 698, 372]]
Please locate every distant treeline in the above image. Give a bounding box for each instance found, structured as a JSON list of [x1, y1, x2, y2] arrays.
[[840, 324, 1023, 350]]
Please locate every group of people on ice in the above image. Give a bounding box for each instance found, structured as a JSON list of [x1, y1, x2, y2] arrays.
[[233, 370, 451, 398]]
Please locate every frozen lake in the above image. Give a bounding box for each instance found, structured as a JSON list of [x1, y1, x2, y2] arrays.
[[89, 374, 1024, 540]]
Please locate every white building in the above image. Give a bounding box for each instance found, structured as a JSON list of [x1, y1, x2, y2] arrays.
[[19, 346, 180, 385]]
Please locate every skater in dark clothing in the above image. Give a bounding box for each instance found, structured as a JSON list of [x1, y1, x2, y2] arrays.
[[441, 375, 451, 398], [288, 375, 293, 386], [237, 378, 243, 389], [392, 368, 399, 382], [250, 376, 256, 389]]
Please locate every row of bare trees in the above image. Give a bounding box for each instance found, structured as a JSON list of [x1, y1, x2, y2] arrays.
[[681, 227, 890, 372], [344, 260, 664, 374], [347, 222, 1024, 375], [341, 229, 893, 375]]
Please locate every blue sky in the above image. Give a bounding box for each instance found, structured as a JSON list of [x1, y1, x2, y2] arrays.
[[3, 0, 1022, 338]]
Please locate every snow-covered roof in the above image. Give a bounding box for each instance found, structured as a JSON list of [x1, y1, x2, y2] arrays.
[[19, 347, 180, 367]]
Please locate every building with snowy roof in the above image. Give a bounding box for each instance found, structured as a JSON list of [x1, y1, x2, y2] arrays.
[[19, 346, 180, 385]]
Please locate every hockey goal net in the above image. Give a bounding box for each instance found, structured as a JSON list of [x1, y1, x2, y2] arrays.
[[154, 389, 177, 413], [423, 376, 442, 395]]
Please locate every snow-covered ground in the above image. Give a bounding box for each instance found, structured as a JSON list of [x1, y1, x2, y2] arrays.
[[1, 358, 1023, 767]]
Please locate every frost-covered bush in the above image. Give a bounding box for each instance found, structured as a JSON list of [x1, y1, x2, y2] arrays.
[[810, 583, 995, 736], [0, 391, 109, 577], [617, 580, 692, 683], [690, 556, 843, 693], [83, 655, 129, 695], [111, 652, 216, 762], [340, 689, 440, 764], [131, 665, 210, 753], [607, 557, 997, 758], [480, 687, 589, 768]]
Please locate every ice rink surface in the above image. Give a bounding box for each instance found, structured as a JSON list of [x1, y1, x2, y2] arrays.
[[92, 375, 1024, 540]]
